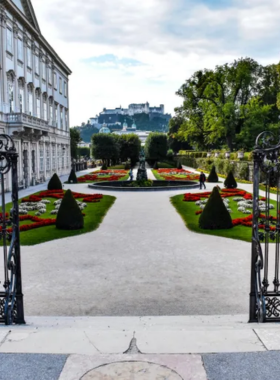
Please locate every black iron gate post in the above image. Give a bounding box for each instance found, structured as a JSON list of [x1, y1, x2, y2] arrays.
[[249, 131, 280, 323], [0, 135, 25, 325]]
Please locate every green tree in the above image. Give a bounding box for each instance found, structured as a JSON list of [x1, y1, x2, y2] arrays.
[[118, 134, 141, 165], [91, 134, 119, 166], [77, 147, 90, 158], [167, 115, 192, 152], [145, 133, 168, 163], [176, 57, 279, 151], [70, 128, 82, 159]]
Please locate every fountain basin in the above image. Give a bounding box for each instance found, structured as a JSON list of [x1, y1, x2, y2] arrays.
[[88, 180, 200, 192]]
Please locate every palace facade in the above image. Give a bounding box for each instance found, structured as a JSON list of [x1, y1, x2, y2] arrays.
[[0, 0, 71, 191]]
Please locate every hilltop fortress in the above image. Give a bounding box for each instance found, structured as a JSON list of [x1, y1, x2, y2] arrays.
[[89, 102, 170, 126]]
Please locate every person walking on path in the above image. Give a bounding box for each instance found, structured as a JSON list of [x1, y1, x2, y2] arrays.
[[199, 171, 206, 189], [129, 168, 134, 181]]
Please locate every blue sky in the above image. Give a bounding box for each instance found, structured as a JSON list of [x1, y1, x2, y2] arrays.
[[32, 0, 280, 126]]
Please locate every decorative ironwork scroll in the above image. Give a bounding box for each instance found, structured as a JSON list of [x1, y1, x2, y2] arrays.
[[250, 131, 280, 322], [0, 134, 24, 325]]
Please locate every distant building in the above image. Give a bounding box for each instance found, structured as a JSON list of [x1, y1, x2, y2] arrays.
[[97, 102, 170, 125], [99, 123, 111, 134]]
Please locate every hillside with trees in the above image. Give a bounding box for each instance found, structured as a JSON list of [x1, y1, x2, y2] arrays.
[[75, 113, 170, 142]]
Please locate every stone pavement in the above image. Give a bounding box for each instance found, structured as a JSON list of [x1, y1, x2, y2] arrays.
[[0, 315, 280, 379]]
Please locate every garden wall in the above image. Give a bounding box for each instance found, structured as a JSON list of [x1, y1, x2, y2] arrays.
[[174, 156, 254, 182]]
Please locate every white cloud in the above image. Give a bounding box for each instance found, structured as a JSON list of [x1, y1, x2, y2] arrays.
[[32, 0, 280, 126]]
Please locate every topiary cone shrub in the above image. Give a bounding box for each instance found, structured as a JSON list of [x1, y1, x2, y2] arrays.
[[68, 169, 77, 184], [207, 166, 218, 182], [224, 170, 237, 189], [101, 163, 107, 170], [177, 161, 182, 169], [56, 189, 84, 230], [48, 173, 62, 190], [153, 161, 158, 169], [199, 186, 233, 230]]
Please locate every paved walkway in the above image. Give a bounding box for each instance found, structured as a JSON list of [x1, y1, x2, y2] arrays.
[[1, 315, 280, 379], [16, 168, 253, 317]]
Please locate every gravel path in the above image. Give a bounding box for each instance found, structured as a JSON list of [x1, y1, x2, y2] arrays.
[[20, 174, 253, 317]]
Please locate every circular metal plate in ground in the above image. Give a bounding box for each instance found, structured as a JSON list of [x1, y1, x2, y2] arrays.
[[81, 361, 183, 379]]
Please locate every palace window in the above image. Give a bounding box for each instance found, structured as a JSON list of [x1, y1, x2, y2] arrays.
[[62, 147, 65, 168], [27, 84, 33, 115], [18, 38, 23, 61], [27, 47, 32, 67], [64, 81, 67, 97], [6, 28, 13, 53], [58, 145, 61, 169], [65, 111, 68, 129], [7, 75, 14, 113], [60, 107, 64, 128], [55, 104, 58, 127], [42, 61, 46, 80], [59, 77, 62, 94], [18, 79, 24, 113], [35, 55, 39, 74], [43, 95, 47, 121], [49, 97, 53, 124], [46, 145, 50, 171], [54, 72, 57, 89], [48, 67, 52, 85], [39, 145, 44, 172], [35, 89, 41, 118], [52, 145, 56, 169]]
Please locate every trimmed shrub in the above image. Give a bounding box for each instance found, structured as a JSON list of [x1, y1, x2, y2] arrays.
[[153, 161, 158, 169], [68, 169, 77, 184], [48, 173, 62, 190], [101, 163, 107, 170], [56, 190, 84, 230], [224, 171, 237, 189], [124, 162, 130, 170], [199, 187, 233, 229], [207, 166, 218, 182], [177, 161, 182, 169]]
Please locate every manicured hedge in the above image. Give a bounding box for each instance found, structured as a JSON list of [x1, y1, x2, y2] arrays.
[[199, 187, 233, 230]]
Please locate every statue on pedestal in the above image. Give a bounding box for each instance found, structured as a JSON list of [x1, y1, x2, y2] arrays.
[[136, 148, 148, 181]]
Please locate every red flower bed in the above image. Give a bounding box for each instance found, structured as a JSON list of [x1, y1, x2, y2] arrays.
[[78, 170, 128, 183], [15, 190, 104, 233], [22, 190, 103, 203], [157, 169, 192, 174], [188, 188, 276, 231]]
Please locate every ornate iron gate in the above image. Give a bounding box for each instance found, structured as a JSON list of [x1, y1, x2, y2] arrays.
[[250, 131, 280, 322], [0, 135, 24, 325]]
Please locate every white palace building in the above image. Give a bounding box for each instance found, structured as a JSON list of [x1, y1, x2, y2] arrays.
[[0, 0, 71, 191]]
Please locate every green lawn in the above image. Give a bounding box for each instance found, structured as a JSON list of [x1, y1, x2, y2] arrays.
[[171, 192, 277, 242], [2, 193, 116, 246], [152, 170, 165, 180]]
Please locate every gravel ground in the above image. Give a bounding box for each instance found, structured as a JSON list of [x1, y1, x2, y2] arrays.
[[17, 178, 254, 317], [0, 354, 68, 380], [203, 351, 280, 380]]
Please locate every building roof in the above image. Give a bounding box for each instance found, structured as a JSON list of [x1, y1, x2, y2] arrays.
[[99, 126, 111, 134]]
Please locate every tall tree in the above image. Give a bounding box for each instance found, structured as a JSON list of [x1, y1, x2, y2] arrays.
[[70, 128, 82, 159], [145, 133, 167, 163], [176, 57, 278, 151], [118, 134, 141, 165], [91, 134, 119, 166]]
